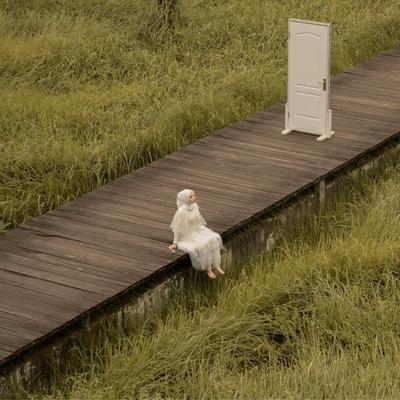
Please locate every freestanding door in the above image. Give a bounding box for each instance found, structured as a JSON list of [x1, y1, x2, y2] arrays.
[[281, 18, 334, 141]]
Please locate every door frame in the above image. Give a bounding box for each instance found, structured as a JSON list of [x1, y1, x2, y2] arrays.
[[281, 18, 335, 142]]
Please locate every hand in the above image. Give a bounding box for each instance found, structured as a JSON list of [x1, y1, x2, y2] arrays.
[[168, 243, 177, 254]]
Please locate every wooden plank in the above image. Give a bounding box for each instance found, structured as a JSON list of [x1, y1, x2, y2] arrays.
[[227, 121, 368, 155], [87, 174, 254, 230], [48, 208, 172, 242], [190, 131, 342, 170], [91, 184, 252, 233], [252, 108, 399, 137], [0, 248, 130, 287], [82, 184, 242, 231], [133, 162, 289, 203], [381, 52, 400, 58], [352, 61, 400, 75], [98, 180, 258, 220], [332, 104, 400, 128], [382, 46, 400, 56], [64, 192, 181, 231], [332, 90, 400, 112], [0, 325, 41, 342], [0, 281, 84, 323], [0, 252, 124, 295], [331, 75, 400, 94], [0, 229, 160, 276], [57, 200, 174, 233], [124, 173, 269, 224], [208, 125, 348, 164], [20, 216, 173, 262], [165, 143, 321, 184], [127, 153, 304, 201], [361, 57, 400, 70], [32, 211, 171, 252], [244, 117, 381, 150], [0, 263, 104, 307], [356, 54, 400, 68], [0, 327, 46, 353], [332, 115, 400, 138], [0, 341, 22, 354], [110, 161, 276, 205], [0, 241, 137, 282], [58, 177, 262, 237], [0, 310, 59, 336]]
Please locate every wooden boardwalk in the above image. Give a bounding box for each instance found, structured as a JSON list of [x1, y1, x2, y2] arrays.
[[1, 45, 400, 370]]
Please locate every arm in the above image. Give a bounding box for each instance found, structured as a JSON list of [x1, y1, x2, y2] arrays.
[[169, 231, 179, 253]]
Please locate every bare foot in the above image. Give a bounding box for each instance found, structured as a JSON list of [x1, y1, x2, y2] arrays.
[[207, 270, 217, 279], [214, 266, 225, 275]]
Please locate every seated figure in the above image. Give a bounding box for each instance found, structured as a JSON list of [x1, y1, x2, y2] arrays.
[[169, 189, 225, 279]]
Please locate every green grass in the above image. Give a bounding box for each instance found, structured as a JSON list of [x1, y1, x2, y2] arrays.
[[19, 151, 400, 399], [1, 0, 400, 231]]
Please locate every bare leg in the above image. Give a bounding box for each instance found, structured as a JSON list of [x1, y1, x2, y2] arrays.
[[207, 269, 217, 279]]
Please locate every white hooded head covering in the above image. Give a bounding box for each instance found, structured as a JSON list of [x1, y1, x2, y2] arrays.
[[176, 189, 195, 210], [170, 188, 207, 235]]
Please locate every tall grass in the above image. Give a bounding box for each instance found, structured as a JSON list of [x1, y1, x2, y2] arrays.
[[1, 0, 400, 231], [18, 152, 400, 399]]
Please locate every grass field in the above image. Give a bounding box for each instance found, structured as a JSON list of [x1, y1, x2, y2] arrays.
[[1, 0, 400, 231], [19, 151, 400, 399], [3, 2, 400, 397]]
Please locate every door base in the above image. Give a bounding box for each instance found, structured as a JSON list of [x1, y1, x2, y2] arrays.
[[316, 131, 335, 142], [281, 103, 334, 142]]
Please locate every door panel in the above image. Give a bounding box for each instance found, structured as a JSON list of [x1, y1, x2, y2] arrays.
[[288, 19, 330, 135]]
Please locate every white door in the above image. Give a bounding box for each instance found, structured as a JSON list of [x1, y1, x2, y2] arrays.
[[287, 19, 330, 135]]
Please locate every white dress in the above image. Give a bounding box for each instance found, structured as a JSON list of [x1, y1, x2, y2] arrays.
[[170, 203, 223, 271]]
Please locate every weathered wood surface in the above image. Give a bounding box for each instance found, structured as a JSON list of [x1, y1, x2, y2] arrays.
[[0, 44, 399, 367]]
